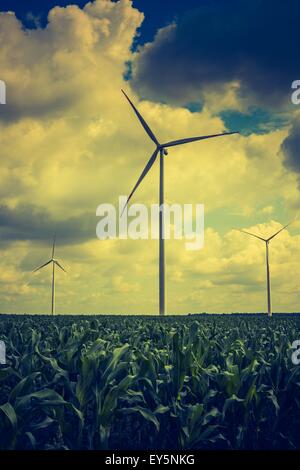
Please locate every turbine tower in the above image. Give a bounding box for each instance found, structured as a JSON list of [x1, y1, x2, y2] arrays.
[[238, 222, 292, 318], [122, 90, 239, 315], [33, 235, 66, 315]]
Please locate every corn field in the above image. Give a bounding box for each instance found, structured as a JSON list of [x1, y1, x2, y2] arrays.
[[0, 314, 300, 450]]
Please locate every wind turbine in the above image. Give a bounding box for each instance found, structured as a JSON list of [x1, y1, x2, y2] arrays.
[[237, 221, 292, 318], [33, 235, 66, 315], [121, 89, 239, 316]]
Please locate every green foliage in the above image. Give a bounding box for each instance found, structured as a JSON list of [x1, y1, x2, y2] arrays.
[[0, 314, 300, 449]]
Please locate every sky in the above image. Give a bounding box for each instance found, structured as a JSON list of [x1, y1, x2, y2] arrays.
[[0, 0, 300, 314]]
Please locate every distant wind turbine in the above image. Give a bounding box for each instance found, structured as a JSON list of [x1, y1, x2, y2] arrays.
[[237, 221, 292, 318], [33, 235, 66, 315], [122, 89, 239, 315]]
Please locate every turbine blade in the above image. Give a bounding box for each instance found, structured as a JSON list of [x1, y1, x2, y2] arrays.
[[267, 221, 293, 242], [121, 148, 159, 216], [55, 260, 67, 273], [121, 89, 159, 146], [163, 131, 239, 148], [52, 234, 56, 259], [33, 259, 52, 272], [236, 229, 266, 242]]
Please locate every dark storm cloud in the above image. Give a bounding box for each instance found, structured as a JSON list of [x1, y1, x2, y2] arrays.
[[0, 203, 95, 246], [132, 0, 300, 108], [281, 118, 300, 174], [0, 93, 76, 124]]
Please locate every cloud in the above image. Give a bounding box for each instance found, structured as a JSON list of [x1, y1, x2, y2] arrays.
[[261, 205, 274, 215], [131, 0, 300, 110], [0, 1, 144, 122], [281, 117, 300, 176], [0, 203, 95, 245]]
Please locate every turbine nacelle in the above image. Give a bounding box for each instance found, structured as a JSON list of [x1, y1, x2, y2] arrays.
[[160, 146, 168, 156]]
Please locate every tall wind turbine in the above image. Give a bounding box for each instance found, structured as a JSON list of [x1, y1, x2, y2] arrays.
[[33, 235, 66, 315], [237, 222, 292, 317], [121, 89, 239, 316]]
